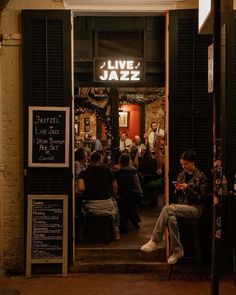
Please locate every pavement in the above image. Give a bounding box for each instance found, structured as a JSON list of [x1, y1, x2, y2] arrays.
[[0, 273, 235, 295]]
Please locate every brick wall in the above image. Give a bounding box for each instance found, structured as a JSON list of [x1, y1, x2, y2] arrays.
[[0, 0, 63, 273], [0, 35, 24, 273], [145, 91, 165, 134], [75, 112, 97, 149]]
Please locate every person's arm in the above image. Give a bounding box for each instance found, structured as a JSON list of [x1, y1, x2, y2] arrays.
[[176, 175, 208, 204], [75, 161, 82, 177], [144, 128, 152, 139], [76, 178, 86, 192], [185, 177, 208, 204], [125, 138, 133, 149], [141, 143, 146, 152]]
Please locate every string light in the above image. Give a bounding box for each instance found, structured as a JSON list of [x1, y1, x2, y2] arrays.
[[75, 87, 165, 139]]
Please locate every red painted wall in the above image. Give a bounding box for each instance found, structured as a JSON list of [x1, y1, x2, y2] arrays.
[[119, 104, 140, 141], [100, 104, 140, 141]]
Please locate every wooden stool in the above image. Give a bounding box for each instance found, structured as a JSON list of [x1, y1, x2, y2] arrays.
[[178, 218, 202, 266], [167, 218, 202, 280]]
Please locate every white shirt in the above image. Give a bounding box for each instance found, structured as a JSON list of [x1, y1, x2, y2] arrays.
[[148, 131, 158, 152], [131, 143, 146, 156], [119, 138, 133, 151]]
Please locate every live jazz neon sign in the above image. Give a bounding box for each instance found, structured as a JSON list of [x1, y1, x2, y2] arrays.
[[94, 58, 144, 82]]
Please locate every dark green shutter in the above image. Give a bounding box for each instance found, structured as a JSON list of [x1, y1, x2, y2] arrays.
[[22, 10, 73, 262], [226, 14, 236, 189], [169, 10, 212, 183]]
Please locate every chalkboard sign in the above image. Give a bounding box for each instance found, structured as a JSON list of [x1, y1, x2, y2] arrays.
[[31, 199, 64, 259], [26, 195, 68, 278], [28, 106, 70, 167]]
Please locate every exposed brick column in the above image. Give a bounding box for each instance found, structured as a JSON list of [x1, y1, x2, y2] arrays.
[[0, 39, 5, 274], [0, 9, 24, 271]]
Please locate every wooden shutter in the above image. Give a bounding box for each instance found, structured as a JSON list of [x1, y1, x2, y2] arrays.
[[225, 14, 236, 189], [22, 10, 73, 262], [169, 10, 212, 183]]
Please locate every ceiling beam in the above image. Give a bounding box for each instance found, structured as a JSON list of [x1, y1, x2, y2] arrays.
[[64, 0, 187, 13]]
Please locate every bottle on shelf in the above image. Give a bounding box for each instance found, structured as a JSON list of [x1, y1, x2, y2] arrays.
[[222, 175, 228, 195]]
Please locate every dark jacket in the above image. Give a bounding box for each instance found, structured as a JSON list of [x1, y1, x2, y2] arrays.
[[116, 165, 143, 198], [176, 168, 208, 205]]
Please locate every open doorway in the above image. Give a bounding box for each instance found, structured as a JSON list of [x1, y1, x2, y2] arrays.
[[73, 15, 166, 257], [74, 86, 166, 249]]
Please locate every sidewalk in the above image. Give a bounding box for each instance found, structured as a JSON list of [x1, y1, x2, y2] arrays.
[[0, 273, 235, 295]]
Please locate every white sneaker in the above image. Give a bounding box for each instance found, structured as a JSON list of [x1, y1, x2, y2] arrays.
[[167, 250, 184, 264], [140, 239, 158, 252]]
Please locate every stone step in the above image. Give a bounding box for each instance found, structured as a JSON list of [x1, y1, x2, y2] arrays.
[[75, 247, 166, 262], [70, 260, 170, 274]]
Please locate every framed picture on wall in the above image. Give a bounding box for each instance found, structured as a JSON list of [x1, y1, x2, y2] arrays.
[[84, 117, 90, 132], [84, 117, 90, 126], [119, 111, 129, 127], [84, 125, 90, 132]]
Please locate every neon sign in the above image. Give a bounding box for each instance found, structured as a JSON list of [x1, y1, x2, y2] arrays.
[[94, 58, 144, 82]]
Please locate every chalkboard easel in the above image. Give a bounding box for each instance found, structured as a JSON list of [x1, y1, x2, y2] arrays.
[[26, 195, 68, 278]]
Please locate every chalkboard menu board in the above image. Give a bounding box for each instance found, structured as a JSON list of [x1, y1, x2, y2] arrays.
[[31, 199, 63, 259], [26, 195, 68, 278], [28, 107, 70, 167]]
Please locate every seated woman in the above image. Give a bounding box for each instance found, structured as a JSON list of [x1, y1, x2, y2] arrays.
[[76, 152, 120, 240], [140, 150, 208, 264], [75, 148, 88, 179], [138, 151, 162, 205], [115, 153, 143, 233], [74, 148, 89, 243]]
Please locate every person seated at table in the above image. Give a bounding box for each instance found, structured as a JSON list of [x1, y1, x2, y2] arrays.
[[90, 134, 103, 152], [138, 151, 162, 205], [138, 150, 158, 177], [131, 135, 146, 157], [140, 150, 208, 264], [75, 148, 88, 179], [111, 151, 122, 173], [76, 152, 120, 240], [115, 153, 143, 232], [119, 131, 132, 152]]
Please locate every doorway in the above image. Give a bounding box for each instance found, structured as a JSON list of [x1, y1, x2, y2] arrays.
[[73, 15, 166, 262], [74, 86, 166, 250]]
